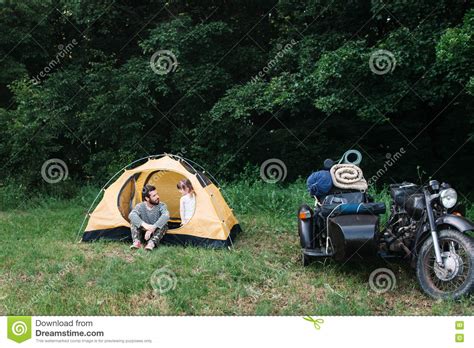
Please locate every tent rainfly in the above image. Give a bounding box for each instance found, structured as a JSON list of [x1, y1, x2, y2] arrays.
[[81, 155, 240, 247]]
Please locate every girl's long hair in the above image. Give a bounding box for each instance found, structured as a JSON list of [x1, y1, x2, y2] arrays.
[[177, 179, 195, 195]]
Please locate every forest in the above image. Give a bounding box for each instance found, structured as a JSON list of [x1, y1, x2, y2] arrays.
[[0, 0, 473, 196]]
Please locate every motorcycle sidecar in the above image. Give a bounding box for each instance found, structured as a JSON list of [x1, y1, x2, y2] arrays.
[[298, 191, 386, 266]]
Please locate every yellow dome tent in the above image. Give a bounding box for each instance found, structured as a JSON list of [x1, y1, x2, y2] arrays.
[[80, 155, 240, 247]]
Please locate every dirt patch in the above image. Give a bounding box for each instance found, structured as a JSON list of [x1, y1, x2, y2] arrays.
[[130, 291, 171, 314]]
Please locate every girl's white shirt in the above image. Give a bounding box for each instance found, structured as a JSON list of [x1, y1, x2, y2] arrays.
[[180, 193, 196, 224]]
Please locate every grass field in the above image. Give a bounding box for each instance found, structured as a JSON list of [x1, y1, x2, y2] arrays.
[[0, 180, 472, 315]]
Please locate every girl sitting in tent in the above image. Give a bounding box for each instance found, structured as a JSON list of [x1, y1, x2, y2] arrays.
[[177, 179, 196, 225]]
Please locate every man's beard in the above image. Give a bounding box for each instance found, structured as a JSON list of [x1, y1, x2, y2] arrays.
[[150, 199, 160, 205]]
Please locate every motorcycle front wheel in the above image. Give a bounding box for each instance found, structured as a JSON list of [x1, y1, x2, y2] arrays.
[[417, 229, 474, 300]]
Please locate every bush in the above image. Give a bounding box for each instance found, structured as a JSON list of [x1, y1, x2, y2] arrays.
[[0, 180, 29, 210]]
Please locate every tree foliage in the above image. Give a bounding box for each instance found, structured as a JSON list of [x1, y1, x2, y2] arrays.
[[1, 0, 473, 191]]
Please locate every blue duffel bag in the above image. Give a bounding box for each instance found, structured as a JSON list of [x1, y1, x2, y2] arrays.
[[306, 170, 333, 198]]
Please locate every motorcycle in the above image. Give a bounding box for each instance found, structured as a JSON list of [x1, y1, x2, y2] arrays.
[[298, 179, 474, 300]]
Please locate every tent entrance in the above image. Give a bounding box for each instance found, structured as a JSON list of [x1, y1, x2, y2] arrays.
[[117, 169, 193, 230], [145, 170, 189, 229], [117, 173, 140, 223]]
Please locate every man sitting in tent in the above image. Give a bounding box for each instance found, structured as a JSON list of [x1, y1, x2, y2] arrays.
[[129, 184, 170, 251]]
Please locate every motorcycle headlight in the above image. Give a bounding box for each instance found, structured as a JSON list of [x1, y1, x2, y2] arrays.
[[440, 188, 457, 209]]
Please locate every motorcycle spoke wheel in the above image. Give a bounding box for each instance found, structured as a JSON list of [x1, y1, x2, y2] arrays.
[[425, 241, 469, 293], [417, 230, 473, 299]]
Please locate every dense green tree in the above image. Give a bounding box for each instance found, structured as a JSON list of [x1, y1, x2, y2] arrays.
[[0, 0, 473, 194]]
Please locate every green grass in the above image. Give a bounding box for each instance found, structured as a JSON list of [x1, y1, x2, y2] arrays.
[[0, 181, 472, 315]]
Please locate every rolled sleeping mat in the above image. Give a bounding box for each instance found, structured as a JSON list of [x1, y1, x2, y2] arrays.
[[339, 149, 362, 166], [330, 163, 368, 191]]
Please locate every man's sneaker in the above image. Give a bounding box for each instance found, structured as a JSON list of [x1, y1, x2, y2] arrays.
[[145, 241, 155, 251], [130, 241, 142, 249]]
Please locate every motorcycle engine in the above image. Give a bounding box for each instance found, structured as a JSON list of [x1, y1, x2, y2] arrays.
[[384, 211, 417, 255]]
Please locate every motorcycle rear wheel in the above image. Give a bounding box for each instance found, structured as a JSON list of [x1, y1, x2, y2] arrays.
[[417, 230, 474, 300]]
